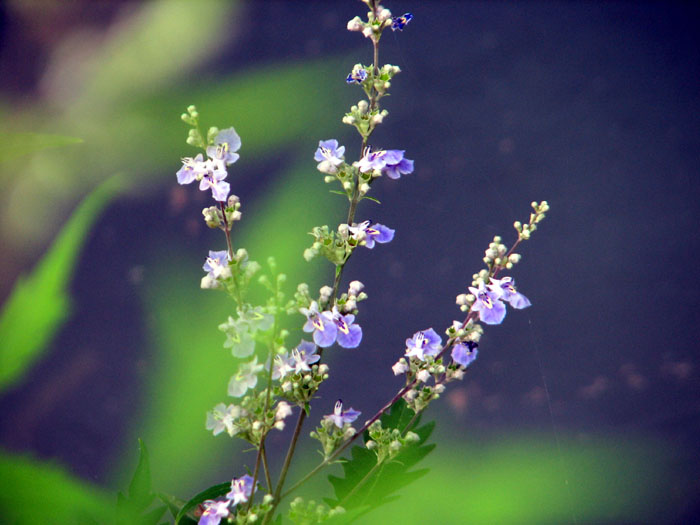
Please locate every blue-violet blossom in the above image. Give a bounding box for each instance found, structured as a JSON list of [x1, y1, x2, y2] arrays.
[[469, 283, 506, 325], [391, 13, 413, 31], [405, 328, 443, 361], [489, 276, 531, 309], [328, 306, 363, 348], [206, 127, 241, 168], [290, 340, 321, 373], [452, 341, 478, 368], [383, 150, 414, 179], [177, 153, 206, 185], [356, 147, 388, 173], [203, 250, 231, 280], [314, 139, 345, 174], [325, 400, 361, 428], [226, 475, 255, 507], [348, 219, 395, 249], [300, 301, 337, 348], [346, 65, 368, 84], [199, 499, 230, 525]]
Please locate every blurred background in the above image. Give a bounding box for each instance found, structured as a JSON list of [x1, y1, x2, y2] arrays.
[[1, 0, 699, 523]]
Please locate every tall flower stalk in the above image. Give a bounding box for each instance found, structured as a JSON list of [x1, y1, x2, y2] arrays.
[[171, 1, 549, 523]]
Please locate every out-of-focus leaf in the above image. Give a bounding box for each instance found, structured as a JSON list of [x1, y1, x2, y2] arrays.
[[0, 132, 82, 164], [361, 435, 678, 524], [127, 159, 336, 493], [0, 175, 125, 391], [0, 452, 112, 523], [174, 482, 229, 524]]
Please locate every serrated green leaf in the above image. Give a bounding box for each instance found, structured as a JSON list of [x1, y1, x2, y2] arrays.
[[0, 174, 125, 391], [175, 482, 230, 524], [325, 400, 435, 517], [0, 132, 83, 164]]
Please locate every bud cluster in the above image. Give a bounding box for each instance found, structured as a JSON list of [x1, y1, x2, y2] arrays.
[[287, 498, 345, 524], [277, 362, 330, 407], [364, 420, 420, 464], [310, 415, 358, 460]]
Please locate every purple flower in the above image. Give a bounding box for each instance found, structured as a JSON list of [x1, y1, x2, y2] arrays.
[[290, 340, 321, 373], [203, 250, 231, 279], [405, 328, 443, 361], [177, 154, 206, 185], [489, 276, 531, 309], [206, 127, 241, 167], [348, 220, 395, 249], [325, 399, 361, 428], [469, 283, 506, 325], [356, 147, 388, 173], [346, 65, 368, 84], [226, 474, 255, 506], [391, 13, 413, 31], [199, 499, 230, 525], [272, 352, 294, 380], [328, 306, 362, 348], [198, 160, 230, 201], [300, 301, 337, 348], [383, 150, 414, 179], [314, 139, 345, 174], [452, 341, 478, 368]]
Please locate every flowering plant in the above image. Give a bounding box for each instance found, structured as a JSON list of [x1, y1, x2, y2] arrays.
[[162, 1, 548, 523]]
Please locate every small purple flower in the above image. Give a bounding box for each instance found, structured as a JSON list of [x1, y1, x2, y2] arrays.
[[328, 306, 362, 348], [391, 13, 413, 31], [199, 499, 230, 525], [203, 250, 231, 279], [314, 139, 345, 174], [469, 283, 506, 325], [356, 147, 388, 173], [300, 301, 337, 347], [198, 160, 230, 201], [325, 399, 361, 428], [226, 474, 255, 506], [383, 150, 414, 180], [272, 352, 294, 380], [452, 341, 478, 368], [346, 65, 368, 84], [348, 220, 395, 249], [405, 328, 442, 361], [206, 127, 241, 167], [177, 153, 206, 185], [489, 276, 531, 309], [290, 340, 321, 373]]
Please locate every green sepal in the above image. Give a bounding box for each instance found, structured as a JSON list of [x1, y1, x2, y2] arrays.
[[175, 482, 230, 524]]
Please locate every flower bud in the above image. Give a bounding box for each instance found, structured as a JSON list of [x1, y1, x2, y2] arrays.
[[342, 115, 356, 125], [358, 100, 369, 113], [347, 16, 363, 31]]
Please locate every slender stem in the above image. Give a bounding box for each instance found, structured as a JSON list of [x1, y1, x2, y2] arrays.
[[263, 408, 307, 524], [261, 442, 273, 493], [219, 202, 234, 261]]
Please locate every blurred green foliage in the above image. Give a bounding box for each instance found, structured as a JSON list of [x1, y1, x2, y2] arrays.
[[0, 175, 124, 391]]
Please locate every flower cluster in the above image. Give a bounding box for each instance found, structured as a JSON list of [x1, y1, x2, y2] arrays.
[[177, 126, 241, 202], [199, 475, 271, 525], [310, 400, 361, 459], [300, 301, 362, 348]]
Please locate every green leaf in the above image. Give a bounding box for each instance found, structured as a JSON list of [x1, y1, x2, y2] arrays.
[[0, 452, 113, 523], [360, 195, 381, 204], [175, 482, 230, 524], [324, 400, 435, 516], [128, 439, 154, 511], [0, 174, 125, 391], [0, 132, 83, 164]]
